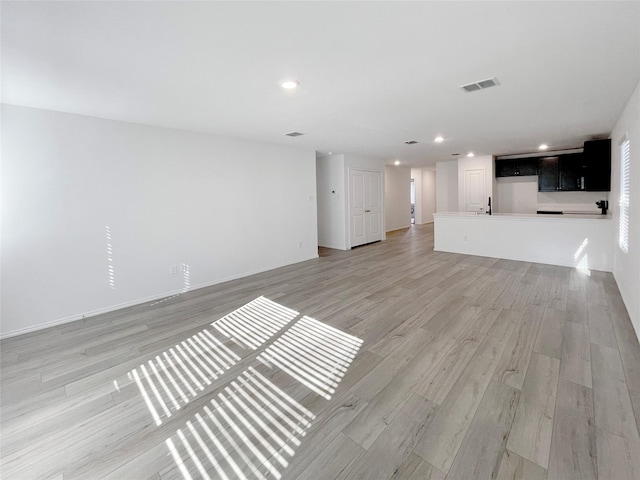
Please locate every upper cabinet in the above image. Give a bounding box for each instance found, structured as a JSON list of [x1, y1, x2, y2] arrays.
[[582, 139, 611, 191], [497, 139, 611, 192], [495, 158, 538, 177], [537, 156, 560, 191], [538, 140, 611, 192]]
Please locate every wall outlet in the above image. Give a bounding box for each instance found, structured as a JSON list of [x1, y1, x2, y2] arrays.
[[170, 265, 178, 275]]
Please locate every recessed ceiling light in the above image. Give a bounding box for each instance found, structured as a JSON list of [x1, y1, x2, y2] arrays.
[[539, 144, 549, 150], [281, 79, 299, 89], [394, 160, 401, 166], [467, 152, 474, 157], [434, 136, 444, 143]]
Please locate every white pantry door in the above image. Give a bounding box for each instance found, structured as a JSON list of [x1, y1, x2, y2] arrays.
[[350, 169, 382, 247], [464, 168, 486, 213]]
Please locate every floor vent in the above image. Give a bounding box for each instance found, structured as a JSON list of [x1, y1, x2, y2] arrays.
[[460, 77, 499, 93]]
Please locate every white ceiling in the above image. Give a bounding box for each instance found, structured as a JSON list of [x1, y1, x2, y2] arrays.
[[3, 1, 639, 167]]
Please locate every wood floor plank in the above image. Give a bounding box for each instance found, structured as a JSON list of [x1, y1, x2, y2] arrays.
[[608, 293, 640, 392], [533, 308, 564, 359], [493, 305, 544, 390], [446, 381, 520, 480], [388, 453, 445, 480], [596, 430, 640, 480], [547, 379, 596, 480], [588, 303, 618, 349], [475, 309, 519, 361], [293, 432, 363, 480], [559, 321, 592, 388], [413, 352, 498, 474], [348, 328, 433, 402], [343, 332, 455, 448], [506, 353, 560, 469], [418, 336, 481, 405], [591, 343, 640, 478], [272, 390, 368, 480], [495, 450, 548, 480], [343, 393, 438, 480], [565, 290, 588, 325], [629, 388, 640, 436]]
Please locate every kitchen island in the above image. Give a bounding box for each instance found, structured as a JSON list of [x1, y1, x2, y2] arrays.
[[433, 212, 613, 272]]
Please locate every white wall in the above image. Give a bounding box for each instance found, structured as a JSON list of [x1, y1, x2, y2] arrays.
[[436, 160, 458, 212], [1, 105, 318, 337], [496, 176, 538, 213], [611, 80, 640, 339], [316, 154, 347, 249], [384, 165, 411, 232], [422, 169, 436, 223], [457, 155, 494, 213]]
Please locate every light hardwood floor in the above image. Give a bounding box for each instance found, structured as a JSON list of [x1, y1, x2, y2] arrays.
[[2, 224, 640, 479]]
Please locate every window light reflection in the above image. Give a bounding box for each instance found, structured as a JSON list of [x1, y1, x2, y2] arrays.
[[126, 297, 297, 425], [258, 316, 363, 400], [165, 367, 315, 480], [212, 297, 298, 350]]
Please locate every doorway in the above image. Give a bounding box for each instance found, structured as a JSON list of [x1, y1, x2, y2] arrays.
[[349, 169, 383, 247], [464, 168, 486, 213], [410, 178, 415, 224]]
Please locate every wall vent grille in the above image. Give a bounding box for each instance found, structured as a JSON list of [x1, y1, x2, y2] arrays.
[[285, 131, 304, 137], [460, 77, 499, 93]]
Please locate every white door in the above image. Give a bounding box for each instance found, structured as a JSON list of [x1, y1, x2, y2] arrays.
[[350, 169, 382, 247], [464, 168, 486, 213]]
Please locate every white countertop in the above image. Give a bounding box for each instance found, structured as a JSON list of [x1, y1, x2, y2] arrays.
[[433, 212, 612, 221]]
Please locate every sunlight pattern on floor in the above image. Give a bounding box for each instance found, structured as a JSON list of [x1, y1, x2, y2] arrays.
[[128, 297, 300, 425], [165, 367, 315, 480], [257, 316, 364, 399], [128, 329, 241, 425], [211, 296, 299, 350]]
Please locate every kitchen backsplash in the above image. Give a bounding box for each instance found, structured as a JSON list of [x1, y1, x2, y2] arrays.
[[496, 177, 609, 213]]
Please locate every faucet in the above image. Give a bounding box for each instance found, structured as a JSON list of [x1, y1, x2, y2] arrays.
[[595, 200, 608, 215], [487, 196, 492, 215]]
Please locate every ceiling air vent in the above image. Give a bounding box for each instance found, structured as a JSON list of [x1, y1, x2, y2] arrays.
[[460, 77, 500, 93], [404, 140, 418, 145], [285, 131, 304, 137]]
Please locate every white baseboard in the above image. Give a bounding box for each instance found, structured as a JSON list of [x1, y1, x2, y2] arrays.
[[0, 254, 319, 340]]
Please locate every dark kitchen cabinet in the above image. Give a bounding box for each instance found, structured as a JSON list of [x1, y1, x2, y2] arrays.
[[583, 139, 611, 191], [559, 153, 588, 191], [495, 158, 538, 177], [537, 140, 611, 192], [538, 156, 560, 191]]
